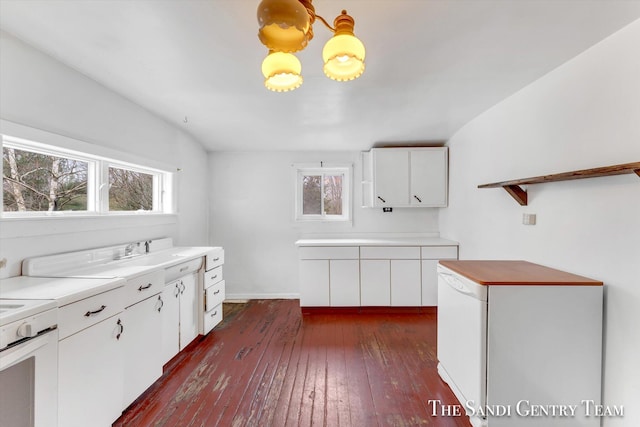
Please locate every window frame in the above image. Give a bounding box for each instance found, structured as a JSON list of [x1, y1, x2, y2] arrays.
[[293, 163, 352, 223], [2, 133, 174, 217]]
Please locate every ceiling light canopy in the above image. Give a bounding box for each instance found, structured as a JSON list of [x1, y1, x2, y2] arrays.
[[257, 0, 365, 92]]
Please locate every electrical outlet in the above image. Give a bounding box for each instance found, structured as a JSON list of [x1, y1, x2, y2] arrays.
[[523, 213, 537, 225], [383, 207, 393, 213]]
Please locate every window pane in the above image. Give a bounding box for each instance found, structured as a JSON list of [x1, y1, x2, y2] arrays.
[[302, 175, 321, 215], [109, 167, 153, 211], [323, 175, 343, 215], [2, 147, 88, 212]]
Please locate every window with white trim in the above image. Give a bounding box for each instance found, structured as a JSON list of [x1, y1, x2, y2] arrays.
[[294, 164, 351, 222], [2, 135, 173, 216]]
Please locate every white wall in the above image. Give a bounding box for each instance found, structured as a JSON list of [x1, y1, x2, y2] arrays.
[[0, 31, 209, 278], [440, 20, 640, 426], [209, 151, 439, 299]]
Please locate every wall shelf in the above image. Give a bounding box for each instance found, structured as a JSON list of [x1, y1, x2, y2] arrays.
[[478, 161, 640, 206]]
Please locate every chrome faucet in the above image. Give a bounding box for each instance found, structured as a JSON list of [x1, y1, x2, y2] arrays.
[[144, 240, 152, 254], [124, 243, 135, 257]]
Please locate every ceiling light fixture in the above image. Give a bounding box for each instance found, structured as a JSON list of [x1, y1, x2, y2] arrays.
[[257, 0, 365, 92]]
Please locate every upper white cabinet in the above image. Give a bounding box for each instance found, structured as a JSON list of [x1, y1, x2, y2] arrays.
[[362, 147, 448, 208]]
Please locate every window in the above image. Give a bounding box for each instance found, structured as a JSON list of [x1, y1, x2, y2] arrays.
[[2, 135, 173, 216], [294, 164, 351, 222]]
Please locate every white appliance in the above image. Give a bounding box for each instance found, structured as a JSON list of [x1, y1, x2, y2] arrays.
[[437, 261, 603, 427], [0, 299, 58, 427]]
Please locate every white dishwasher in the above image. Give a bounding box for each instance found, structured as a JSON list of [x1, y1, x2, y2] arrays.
[[436, 261, 603, 427], [437, 265, 488, 423]]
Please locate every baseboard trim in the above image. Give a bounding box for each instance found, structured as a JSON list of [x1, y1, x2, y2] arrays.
[[301, 306, 437, 315]]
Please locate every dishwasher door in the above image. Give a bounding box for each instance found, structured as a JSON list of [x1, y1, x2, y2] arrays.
[[437, 265, 488, 414]]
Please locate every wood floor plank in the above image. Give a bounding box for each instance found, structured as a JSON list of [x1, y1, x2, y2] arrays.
[[114, 300, 471, 427]]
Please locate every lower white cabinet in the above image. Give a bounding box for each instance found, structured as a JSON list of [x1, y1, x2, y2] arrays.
[[360, 260, 390, 306], [299, 260, 330, 306], [329, 260, 360, 306], [58, 314, 124, 427], [298, 242, 458, 308], [162, 273, 199, 363], [421, 246, 459, 306], [391, 260, 421, 306], [121, 294, 163, 408]]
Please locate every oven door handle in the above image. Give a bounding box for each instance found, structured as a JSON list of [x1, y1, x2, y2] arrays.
[[0, 333, 50, 370]]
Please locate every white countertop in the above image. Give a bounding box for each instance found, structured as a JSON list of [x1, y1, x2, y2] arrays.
[[0, 276, 125, 307], [295, 237, 458, 247]]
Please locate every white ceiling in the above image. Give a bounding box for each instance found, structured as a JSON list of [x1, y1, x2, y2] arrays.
[[1, 0, 639, 152]]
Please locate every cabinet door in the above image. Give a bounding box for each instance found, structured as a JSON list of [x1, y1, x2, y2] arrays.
[[410, 149, 447, 207], [161, 281, 180, 364], [329, 260, 360, 306], [299, 260, 330, 306], [421, 260, 439, 306], [58, 315, 124, 427], [373, 150, 409, 207], [360, 260, 390, 306], [179, 273, 199, 350], [390, 260, 421, 306], [122, 295, 163, 408]]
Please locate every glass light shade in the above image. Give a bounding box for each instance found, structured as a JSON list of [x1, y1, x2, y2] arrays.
[[322, 34, 366, 81], [262, 51, 303, 92], [257, 0, 311, 53]]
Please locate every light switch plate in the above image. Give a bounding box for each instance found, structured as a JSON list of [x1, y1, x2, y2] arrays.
[[523, 213, 536, 225]]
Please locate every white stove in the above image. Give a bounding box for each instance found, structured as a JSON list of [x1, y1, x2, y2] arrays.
[[0, 298, 57, 351]]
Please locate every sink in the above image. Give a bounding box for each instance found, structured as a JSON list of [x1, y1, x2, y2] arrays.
[[116, 251, 189, 267]]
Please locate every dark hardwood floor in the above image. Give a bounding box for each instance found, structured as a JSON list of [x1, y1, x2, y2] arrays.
[[114, 300, 471, 427]]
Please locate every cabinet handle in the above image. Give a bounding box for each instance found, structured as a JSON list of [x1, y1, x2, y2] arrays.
[[413, 195, 422, 203], [180, 281, 186, 295], [84, 305, 106, 317], [116, 318, 124, 340], [180, 266, 189, 272], [211, 311, 217, 317], [174, 283, 181, 298], [210, 275, 218, 280], [213, 257, 220, 262], [213, 290, 220, 295], [138, 283, 153, 291], [377, 196, 386, 203], [157, 295, 164, 313]]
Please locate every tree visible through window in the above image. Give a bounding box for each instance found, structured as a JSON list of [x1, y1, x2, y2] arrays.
[[108, 167, 154, 211], [296, 165, 350, 221], [2, 146, 88, 212]]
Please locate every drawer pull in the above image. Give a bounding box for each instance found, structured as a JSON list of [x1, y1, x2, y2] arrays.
[[84, 305, 106, 317], [212, 257, 220, 262], [138, 283, 153, 291], [213, 290, 220, 295], [210, 311, 218, 317], [157, 295, 164, 313], [116, 318, 124, 340], [210, 275, 218, 280], [377, 196, 386, 203], [180, 266, 189, 272], [413, 195, 422, 203]]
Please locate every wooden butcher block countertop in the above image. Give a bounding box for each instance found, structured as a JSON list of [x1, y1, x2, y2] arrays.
[[439, 260, 603, 286]]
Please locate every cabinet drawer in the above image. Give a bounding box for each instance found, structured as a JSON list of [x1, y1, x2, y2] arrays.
[[298, 246, 359, 260], [421, 246, 458, 260], [204, 266, 223, 289], [58, 287, 124, 340], [204, 303, 223, 333], [123, 270, 164, 307], [360, 246, 420, 259], [165, 258, 203, 282], [205, 280, 225, 311], [205, 248, 224, 271]]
